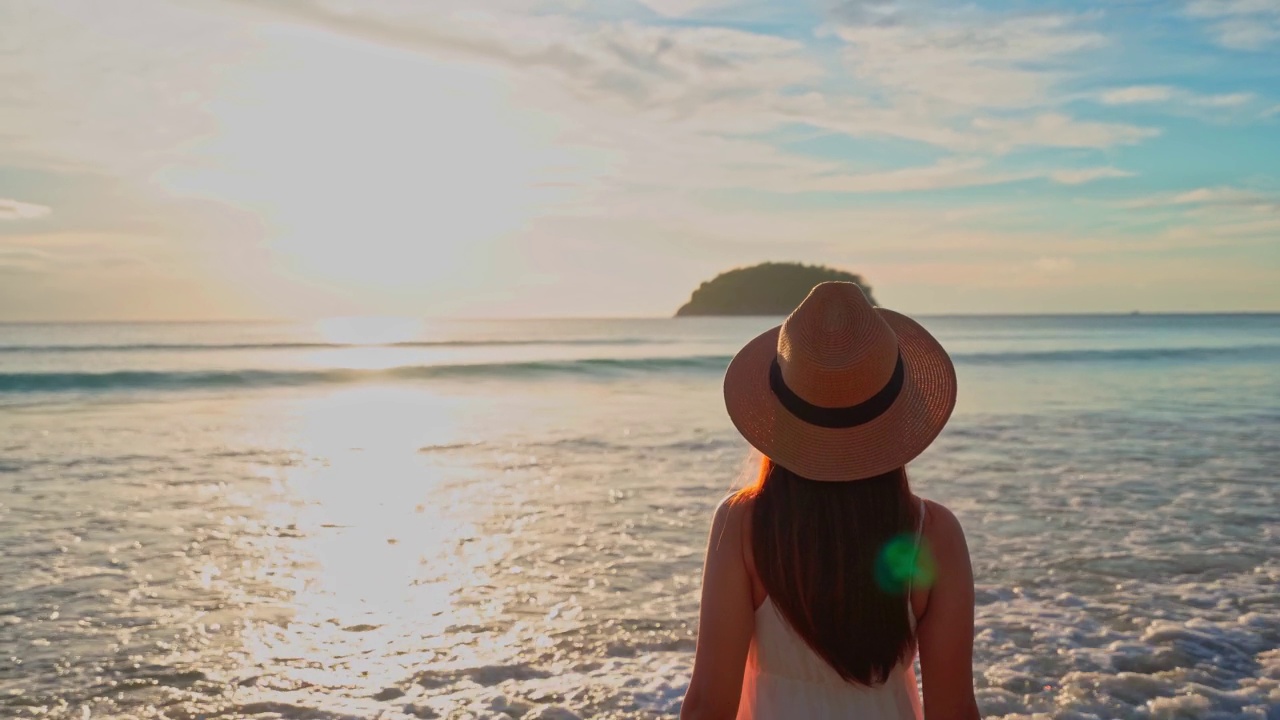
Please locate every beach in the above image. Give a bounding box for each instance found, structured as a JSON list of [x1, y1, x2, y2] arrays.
[[1, 314, 1278, 719]]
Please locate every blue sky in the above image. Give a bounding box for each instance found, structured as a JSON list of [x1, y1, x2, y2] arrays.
[[1, 0, 1278, 319]]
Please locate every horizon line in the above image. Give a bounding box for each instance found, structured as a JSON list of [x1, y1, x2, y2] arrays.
[[2, 310, 1280, 325]]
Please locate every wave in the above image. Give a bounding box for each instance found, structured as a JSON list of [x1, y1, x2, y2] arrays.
[[2, 344, 1276, 394], [0, 337, 664, 354], [957, 344, 1280, 365], [0, 355, 735, 393]]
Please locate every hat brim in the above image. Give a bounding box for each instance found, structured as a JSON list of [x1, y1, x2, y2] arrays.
[[723, 309, 957, 482]]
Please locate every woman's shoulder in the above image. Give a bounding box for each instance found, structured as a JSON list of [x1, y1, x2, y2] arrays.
[[919, 497, 961, 530], [711, 492, 753, 535], [715, 492, 765, 604], [917, 497, 970, 556]]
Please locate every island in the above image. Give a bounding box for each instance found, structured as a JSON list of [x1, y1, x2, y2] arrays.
[[675, 262, 877, 317]]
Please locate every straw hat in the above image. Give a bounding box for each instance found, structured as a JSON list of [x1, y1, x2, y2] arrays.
[[723, 282, 956, 482]]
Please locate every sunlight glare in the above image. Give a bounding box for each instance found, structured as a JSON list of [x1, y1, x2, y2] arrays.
[[157, 26, 587, 315], [314, 315, 423, 346], [231, 387, 516, 699]]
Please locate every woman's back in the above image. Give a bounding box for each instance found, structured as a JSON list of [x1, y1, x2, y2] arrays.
[[735, 496, 930, 720], [738, 596, 921, 719]]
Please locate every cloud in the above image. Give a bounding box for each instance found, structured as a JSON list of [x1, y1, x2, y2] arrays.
[[1191, 92, 1256, 107], [220, 0, 819, 110], [1173, 187, 1245, 204], [1033, 256, 1076, 274], [1050, 167, 1134, 185], [190, 0, 1158, 206], [1121, 186, 1280, 217], [240, 2, 1153, 156], [1185, 0, 1280, 50], [971, 114, 1158, 152], [0, 231, 163, 273], [0, 0, 1172, 240], [1188, 0, 1280, 15], [0, 198, 52, 220], [0, 1, 251, 176], [1100, 85, 1175, 105], [634, 0, 737, 18], [212, 1, 823, 130], [819, 8, 1161, 153], [809, 158, 1037, 193], [1215, 22, 1280, 49], [1171, 187, 1279, 211], [1098, 85, 1257, 110], [554, 23, 821, 111], [835, 12, 1105, 109]]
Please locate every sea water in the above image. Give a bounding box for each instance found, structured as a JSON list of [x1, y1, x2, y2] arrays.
[[1, 315, 1277, 719]]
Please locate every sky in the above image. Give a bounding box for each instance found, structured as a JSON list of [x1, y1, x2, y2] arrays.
[[1, 0, 1278, 320]]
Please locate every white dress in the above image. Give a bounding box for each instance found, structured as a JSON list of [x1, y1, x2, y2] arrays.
[[736, 500, 926, 720]]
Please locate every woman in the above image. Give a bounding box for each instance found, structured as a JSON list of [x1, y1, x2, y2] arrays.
[[682, 282, 979, 720]]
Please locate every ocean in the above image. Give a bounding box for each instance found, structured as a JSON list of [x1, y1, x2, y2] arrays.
[[1, 315, 1278, 719]]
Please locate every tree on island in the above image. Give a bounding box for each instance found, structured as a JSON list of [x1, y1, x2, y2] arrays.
[[675, 262, 877, 317]]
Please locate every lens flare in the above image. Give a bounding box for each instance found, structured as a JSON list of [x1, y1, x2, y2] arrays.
[[875, 533, 936, 594]]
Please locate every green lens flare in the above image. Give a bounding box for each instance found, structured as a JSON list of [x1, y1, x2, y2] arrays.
[[874, 533, 936, 594]]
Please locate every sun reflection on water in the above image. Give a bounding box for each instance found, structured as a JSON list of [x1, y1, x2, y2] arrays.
[[228, 386, 520, 701]]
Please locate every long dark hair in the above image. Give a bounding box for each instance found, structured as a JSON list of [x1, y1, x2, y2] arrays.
[[733, 456, 920, 685]]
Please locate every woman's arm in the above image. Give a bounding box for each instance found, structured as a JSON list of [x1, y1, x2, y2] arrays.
[[680, 497, 755, 720], [917, 501, 981, 720]]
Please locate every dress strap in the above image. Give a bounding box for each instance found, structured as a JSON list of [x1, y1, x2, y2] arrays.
[[907, 498, 927, 600]]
